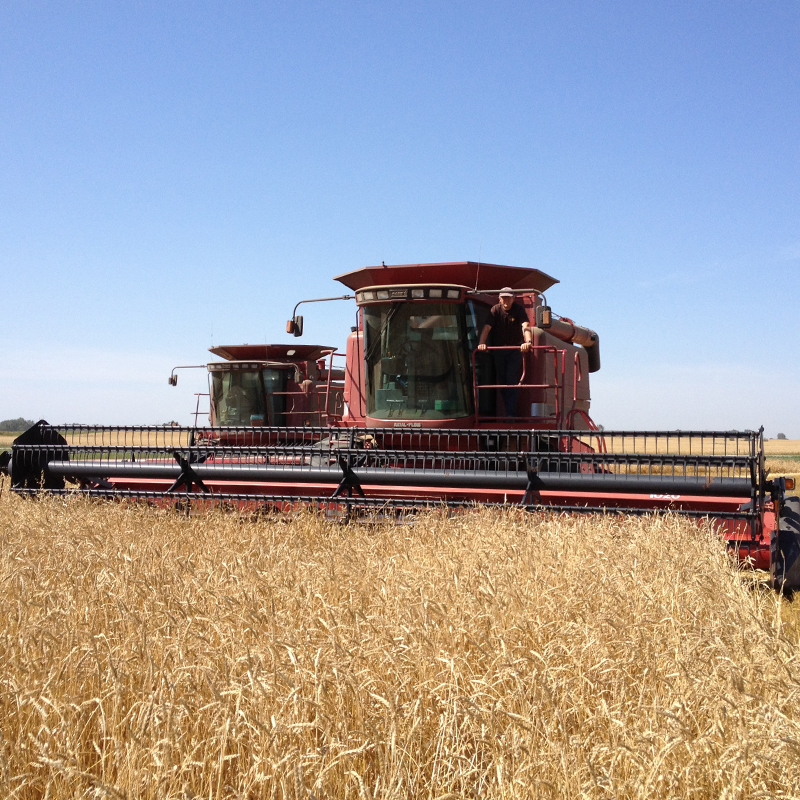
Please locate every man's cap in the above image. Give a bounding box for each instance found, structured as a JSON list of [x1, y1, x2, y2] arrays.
[[499, 287, 515, 297]]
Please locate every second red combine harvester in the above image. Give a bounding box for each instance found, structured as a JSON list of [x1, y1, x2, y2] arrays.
[[4, 262, 799, 591]]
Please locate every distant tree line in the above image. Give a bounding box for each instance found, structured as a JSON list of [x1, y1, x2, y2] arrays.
[[0, 418, 35, 432]]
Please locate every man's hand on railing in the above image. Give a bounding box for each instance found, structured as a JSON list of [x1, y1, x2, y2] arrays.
[[477, 342, 532, 352]]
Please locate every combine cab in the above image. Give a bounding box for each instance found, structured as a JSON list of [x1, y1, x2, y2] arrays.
[[3, 261, 798, 591], [331, 260, 599, 429], [168, 344, 346, 433]]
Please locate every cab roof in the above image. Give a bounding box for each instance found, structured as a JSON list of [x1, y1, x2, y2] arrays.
[[334, 261, 558, 293], [208, 344, 336, 362]]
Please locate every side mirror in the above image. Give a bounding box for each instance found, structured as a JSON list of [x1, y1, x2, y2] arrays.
[[536, 305, 552, 329], [286, 315, 304, 337], [168, 374, 178, 386]]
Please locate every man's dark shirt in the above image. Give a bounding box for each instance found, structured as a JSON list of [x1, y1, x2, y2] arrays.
[[487, 302, 527, 347]]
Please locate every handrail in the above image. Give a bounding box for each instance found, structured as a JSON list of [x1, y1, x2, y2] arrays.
[[192, 393, 210, 426], [323, 350, 348, 422], [217, 347, 348, 428], [323, 348, 336, 420], [267, 385, 345, 426], [471, 345, 563, 423], [564, 407, 607, 453]]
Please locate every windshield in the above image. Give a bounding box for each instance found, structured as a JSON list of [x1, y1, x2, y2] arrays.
[[363, 302, 472, 419], [211, 368, 287, 425]]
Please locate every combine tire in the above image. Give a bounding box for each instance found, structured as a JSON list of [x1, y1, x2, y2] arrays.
[[773, 495, 800, 595]]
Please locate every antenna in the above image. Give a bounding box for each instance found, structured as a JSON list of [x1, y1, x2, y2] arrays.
[[474, 245, 482, 292]]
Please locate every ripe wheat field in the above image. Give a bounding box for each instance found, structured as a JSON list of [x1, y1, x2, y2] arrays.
[[2, 485, 800, 798]]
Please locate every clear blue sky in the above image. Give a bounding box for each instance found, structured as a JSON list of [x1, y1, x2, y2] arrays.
[[2, 2, 798, 434]]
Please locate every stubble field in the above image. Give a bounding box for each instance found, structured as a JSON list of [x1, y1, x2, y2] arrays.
[[1, 483, 800, 798]]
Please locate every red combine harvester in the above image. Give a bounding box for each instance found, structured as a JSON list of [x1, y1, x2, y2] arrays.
[[3, 261, 799, 591]]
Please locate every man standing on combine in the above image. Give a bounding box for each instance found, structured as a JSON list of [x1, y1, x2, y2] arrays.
[[477, 287, 532, 416]]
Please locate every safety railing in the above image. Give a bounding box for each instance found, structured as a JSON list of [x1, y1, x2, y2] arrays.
[[265, 385, 343, 427], [472, 345, 564, 425], [216, 349, 346, 428], [572, 351, 581, 403], [192, 393, 210, 426], [322, 350, 348, 422]]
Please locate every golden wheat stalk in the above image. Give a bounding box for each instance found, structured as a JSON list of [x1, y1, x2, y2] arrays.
[[1, 488, 799, 798]]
